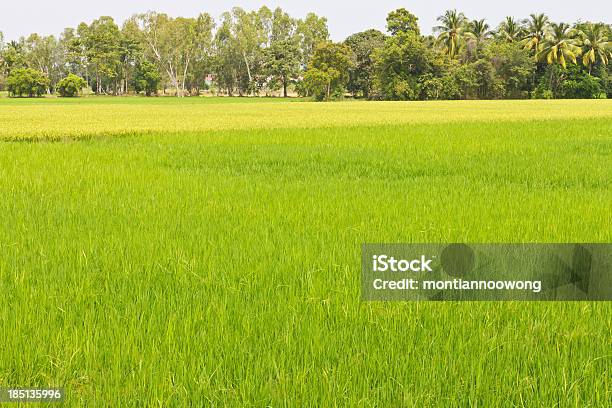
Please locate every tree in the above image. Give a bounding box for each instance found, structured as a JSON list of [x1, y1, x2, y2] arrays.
[[445, 62, 479, 99], [184, 13, 215, 95], [0, 32, 4, 87], [419, 70, 463, 100], [22, 34, 61, 93], [133, 60, 161, 96], [386, 8, 420, 36], [576, 23, 609, 74], [435, 10, 468, 59], [465, 19, 492, 59], [497, 17, 524, 43], [374, 34, 439, 100], [134, 12, 214, 97], [7, 68, 49, 97], [81, 17, 122, 94], [345, 29, 386, 98], [471, 59, 504, 98], [213, 14, 240, 95], [0, 6, 610, 101], [374, 10, 439, 101], [1, 41, 26, 77], [303, 41, 352, 100], [487, 42, 535, 98], [540, 23, 581, 68], [302, 68, 332, 101], [522, 13, 550, 57], [211, 8, 268, 96], [264, 8, 301, 97], [228, 7, 271, 94], [56, 73, 87, 96], [118, 21, 143, 94], [297, 13, 329, 67], [59, 27, 88, 81], [560, 64, 603, 98]]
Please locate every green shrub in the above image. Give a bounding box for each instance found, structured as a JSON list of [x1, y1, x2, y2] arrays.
[[534, 88, 554, 99], [7, 68, 50, 97], [57, 74, 88, 97], [302, 68, 332, 101], [561, 73, 602, 99]]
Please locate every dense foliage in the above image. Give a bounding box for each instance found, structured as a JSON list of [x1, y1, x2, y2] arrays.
[[302, 41, 352, 100], [56, 73, 87, 97], [6, 67, 49, 97], [0, 7, 609, 99]]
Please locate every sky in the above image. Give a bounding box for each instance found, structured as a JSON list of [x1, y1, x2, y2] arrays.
[[1, 1, 610, 42]]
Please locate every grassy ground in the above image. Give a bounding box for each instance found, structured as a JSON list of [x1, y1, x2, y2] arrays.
[[0, 98, 611, 406]]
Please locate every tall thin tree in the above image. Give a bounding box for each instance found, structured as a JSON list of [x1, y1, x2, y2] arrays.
[[576, 23, 610, 74], [434, 10, 467, 58]]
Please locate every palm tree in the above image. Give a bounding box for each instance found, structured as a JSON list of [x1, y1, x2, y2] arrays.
[[576, 23, 610, 74], [434, 10, 468, 58], [540, 23, 581, 68], [522, 13, 550, 56], [467, 19, 492, 43], [497, 17, 524, 42], [465, 19, 492, 59]]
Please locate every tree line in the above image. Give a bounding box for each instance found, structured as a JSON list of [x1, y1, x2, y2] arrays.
[[0, 7, 610, 99]]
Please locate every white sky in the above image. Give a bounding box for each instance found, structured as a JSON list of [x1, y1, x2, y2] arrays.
[[1, 1, 610, 41]]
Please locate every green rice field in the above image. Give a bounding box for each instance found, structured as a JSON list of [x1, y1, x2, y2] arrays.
[[0, 98, 611, 406]]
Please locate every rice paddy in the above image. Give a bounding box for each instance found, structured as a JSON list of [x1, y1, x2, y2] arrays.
[[0, 97, 610, 406]]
